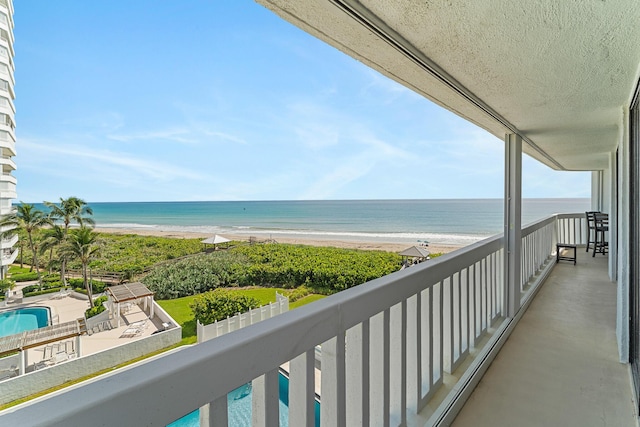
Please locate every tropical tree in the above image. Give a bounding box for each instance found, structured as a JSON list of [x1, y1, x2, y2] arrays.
[[16, 228, 27, 268], [59, 226, 102, 308], [0, 203, 49, 283], [45, 196, 95, 230], [40, 225, 66, 278], [44, 197, 95, 285]]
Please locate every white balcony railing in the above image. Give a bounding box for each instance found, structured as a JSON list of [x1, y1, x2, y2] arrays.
[[0, 213, 587, 426]]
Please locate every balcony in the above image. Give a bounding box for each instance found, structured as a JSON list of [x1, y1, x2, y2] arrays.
[[452, 251, 635, 426], [0, 213, 634, 426], [0, 246, 16, 266]]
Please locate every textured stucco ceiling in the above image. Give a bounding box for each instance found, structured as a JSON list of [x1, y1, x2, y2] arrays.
[[257, 0, 640, 171]]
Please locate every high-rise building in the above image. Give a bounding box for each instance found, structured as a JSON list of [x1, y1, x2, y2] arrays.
[[0, 0, 17, 278]]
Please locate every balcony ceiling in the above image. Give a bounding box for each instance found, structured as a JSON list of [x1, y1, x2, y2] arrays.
[[256, 0, 640, 171]]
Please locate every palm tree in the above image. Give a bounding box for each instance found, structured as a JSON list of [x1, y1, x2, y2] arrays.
[[40, 225, 66, 279], [60, 226, 101, 308], [44, 197, 95, 286], [0, 203, 49, 283], [45, 197, 95, 230]]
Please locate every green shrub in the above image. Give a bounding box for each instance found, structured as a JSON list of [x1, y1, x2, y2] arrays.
[[42, 281, 63, 290], [287, 285, 312, 302], [85, 295, 108, 318], [67, 278, 107, 294], [42, 274, 60, 283], [23, 287, 63, 297], [142, 251, 252, 299], [22, 284, 40, 294], [190, 289, 260, 325], [93, 281, 107, 293], [0, 278, 15, 293], [10, 272, 39, 282]]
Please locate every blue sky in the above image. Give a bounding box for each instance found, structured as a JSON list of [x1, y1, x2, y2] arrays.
[[12, 1, 590, 203]]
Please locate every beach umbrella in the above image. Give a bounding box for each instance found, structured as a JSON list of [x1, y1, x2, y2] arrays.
[[201, 234, 231, 250]]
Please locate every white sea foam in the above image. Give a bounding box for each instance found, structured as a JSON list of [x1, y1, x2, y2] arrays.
[[96, 223, 158, 229], [99, 222, 489, 246]]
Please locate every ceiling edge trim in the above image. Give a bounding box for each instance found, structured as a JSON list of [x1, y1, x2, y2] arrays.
[[329, 0, 566, 170]]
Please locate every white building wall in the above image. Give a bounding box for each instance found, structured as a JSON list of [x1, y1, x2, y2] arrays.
[[0, 0, 15, 278]]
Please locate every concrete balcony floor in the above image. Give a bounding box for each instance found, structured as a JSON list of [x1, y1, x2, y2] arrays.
[[452, 252, 638, 427]]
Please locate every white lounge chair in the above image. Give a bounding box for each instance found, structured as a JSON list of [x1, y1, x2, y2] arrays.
[[120, 327, 140, 338]]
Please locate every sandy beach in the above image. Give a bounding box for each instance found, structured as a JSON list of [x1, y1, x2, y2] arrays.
[[95, 227, 462, 254]]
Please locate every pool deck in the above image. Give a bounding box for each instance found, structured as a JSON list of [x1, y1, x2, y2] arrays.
[[2, 286, 163, 370]]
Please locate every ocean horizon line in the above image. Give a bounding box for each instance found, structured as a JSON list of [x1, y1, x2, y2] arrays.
[[25, 196, 590, 205], [29, 198, 592, 248]]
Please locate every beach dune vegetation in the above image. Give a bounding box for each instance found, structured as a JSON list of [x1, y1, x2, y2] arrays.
[[234, 244, 402, 292], [86, 234, 204, 276], [142, 251, 251, 299], [143, 243, 402, 299]]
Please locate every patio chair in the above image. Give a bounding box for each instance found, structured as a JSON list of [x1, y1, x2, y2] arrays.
[[129, 320, 147, 329], [585, 211, 599, 252], [120, 326, 143, 338], [52, 351, 69, 364], [593, 212, 609, 257]]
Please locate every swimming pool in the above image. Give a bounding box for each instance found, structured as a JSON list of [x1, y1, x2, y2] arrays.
[[0, 307, 51, 338], [168, 372, 320, 426]]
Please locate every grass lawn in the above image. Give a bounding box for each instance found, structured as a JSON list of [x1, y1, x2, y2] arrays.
[[8, 265, 33, 275], [158, 287, 326, 344], [289, 293, 326, 309]]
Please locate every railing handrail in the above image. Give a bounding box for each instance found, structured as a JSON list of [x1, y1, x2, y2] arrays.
[[0, 213, 582, 426]]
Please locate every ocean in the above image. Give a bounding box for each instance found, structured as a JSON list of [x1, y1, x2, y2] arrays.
[[61, 198, 591, 247]]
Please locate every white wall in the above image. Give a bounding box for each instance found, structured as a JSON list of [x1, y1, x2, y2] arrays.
[[0, 326, 181, 405]]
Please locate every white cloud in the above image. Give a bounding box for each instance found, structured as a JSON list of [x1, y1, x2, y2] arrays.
[[108, 128, 197, 144], [19, 139, 207, 182]]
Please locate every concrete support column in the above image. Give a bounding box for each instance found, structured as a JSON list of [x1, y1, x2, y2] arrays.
[[504, 133, 522, 318]]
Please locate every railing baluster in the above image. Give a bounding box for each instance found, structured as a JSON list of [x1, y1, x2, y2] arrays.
[[362, 320, 370, 426], [456, 272, 462, 361], [321, 331, 346, 427], [383, 308, 390, 427], [437, 281, 444, 386], [200, 395, 227, 427], [290, 350, 315, 427], [469, 263, 478, 347], [465, 267, 471, 351], [401, 300, 408, 425], [390, 302, 405, 425], [252, 369, 279, 427], [444, 275, 454, 373]]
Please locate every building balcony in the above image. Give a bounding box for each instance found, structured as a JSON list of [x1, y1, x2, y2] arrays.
[[0, 213, 634, 426], [0, 134, 15, 157], [0, 232, 17, 249], [0, 246, 17, 266], [0, 172, 16, 185], [452, 251, 635, 426]]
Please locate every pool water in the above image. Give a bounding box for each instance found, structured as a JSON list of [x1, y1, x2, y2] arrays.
[[168, 372, 320, 426], [0, 307, 50, 338]]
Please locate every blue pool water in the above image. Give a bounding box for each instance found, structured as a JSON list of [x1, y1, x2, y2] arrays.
[[0, 307, 51, 338], [168, 372, 320, 426]]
